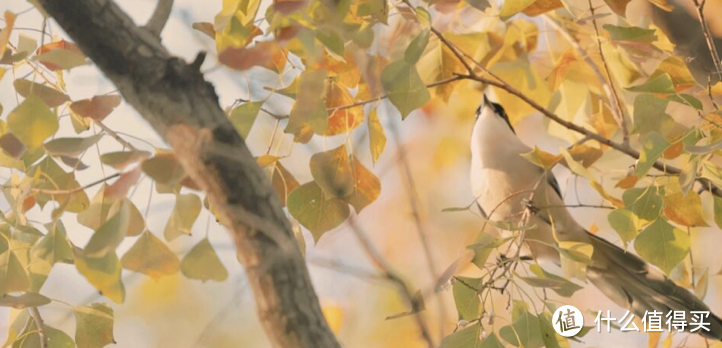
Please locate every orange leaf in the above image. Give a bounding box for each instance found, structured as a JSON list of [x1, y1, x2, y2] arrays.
[[192, 22, 215, 39], [105, 167, 142, 199], [70, 95, 122, 121], [35, 40, 85, 71], [325, 83, 363, 135], [0, 11, 17, 57], [218, 41, 281, 71]]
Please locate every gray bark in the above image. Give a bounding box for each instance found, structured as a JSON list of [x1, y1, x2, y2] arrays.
[[35, 1, 341, 347]]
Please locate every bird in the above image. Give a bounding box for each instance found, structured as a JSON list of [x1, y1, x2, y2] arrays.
[[470, 94, 722, 340]]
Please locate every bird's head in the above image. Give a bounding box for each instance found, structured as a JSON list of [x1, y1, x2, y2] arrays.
[[475, 94, 515, 134]]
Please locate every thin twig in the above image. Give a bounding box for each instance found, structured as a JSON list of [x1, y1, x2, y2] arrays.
[[692, 0, 722, 81], [544, 13, 628, 143], [144, 0, 174, 36], [254, 75, 464, 120], [27, 172, 120, 195], [347, 215, 435, 348], [28, 307, 48, 348], [95, 120, 140, 151]]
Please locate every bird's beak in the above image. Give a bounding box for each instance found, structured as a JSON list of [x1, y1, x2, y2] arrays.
[[482, 93, 490, 107]]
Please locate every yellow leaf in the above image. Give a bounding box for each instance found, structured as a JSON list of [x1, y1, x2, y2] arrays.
[[0, 11, 17, 57], [520, 146, 561, 170], [325, 82, 364, 135], [322, 304, 344, 333], [74, 303, 115, 348], [74, 249, 125, 304], [310, 145, 354, 198], [342, 155, 381, 213], [164, 193, 202, 241], [7, 94, 59, 148], [647, 330, 662, 348], [663, 191, 708, 227], [180, 238, 228, 282], [523, 0, 563, 16], [498, 0, 536, 20], [287, 181, 350, 242], [546, 48, 577, 90], [568, 144, 603, 168], [650, 56, 696, 91], [368, 109, 386, 164], [121, 231, 180, 279]]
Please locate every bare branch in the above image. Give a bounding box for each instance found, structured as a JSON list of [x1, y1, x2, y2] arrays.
[[692, 0, 722, 81], [95, 120, 140, 151], [28, 307, 48, 348], [144, 0, 174, 37], [347, 214, 435, 348]]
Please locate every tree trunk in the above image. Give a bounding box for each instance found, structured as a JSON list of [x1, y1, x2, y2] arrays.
[[35, 1, 341, 347]]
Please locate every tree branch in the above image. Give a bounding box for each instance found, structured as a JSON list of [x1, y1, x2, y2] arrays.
[[144, 0, 174, 37], [28, 307, 48, 348], [37, 1, 340, 348], [692, 0, 722, 81]]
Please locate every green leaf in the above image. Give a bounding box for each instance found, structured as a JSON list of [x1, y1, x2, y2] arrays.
[[108, 198, 144, 237], [623, 186, 663, 221], [441, 325, 500, 348], [538, 312, 571, 348], [32, 220, 73, 264], [12, 320, 75, 348], [43, 133, 104, 157], [286, 70, 328, 138], [121, 230, 179, 279], [13, 79, 70, 107], [603, 24, 657, 43], [498, 0, 536, 20], [316, 30, 345, 59], [310, 145, 354, 197], [342, 155, 381, 213], [607, 208, 639, 245], [634, 218, 690, 274], [77, 185, 115, 230], [381, 60, 430, 119], [713, 195, 722, 229], [453, 276, 482, 321], [229, 101, 262, 139], [74, 249, 125, 304], [367, 108, 386, 164], [164, 193, 202, 241], [84, 199, 131, 258], [0, 238, 30, 294], [500, 303, 544, 348], [180, 238, 228, 282], [34, 48, 88, 71], [0, 292, 51, 309], [141, 152, 186, 186], [287, 181, 350, 242], [626, 73, 675, 94], [632, 95, 675, 135], [100, 150, 150, 170], [667, 94, 703, 110], [635, 131, 670, 177], [404, 29, 430, 64], [7, 94, 59, 148], [74, 303, 115, 348]]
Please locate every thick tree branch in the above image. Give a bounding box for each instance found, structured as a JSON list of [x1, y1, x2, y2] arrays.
[[37, 1, 340, 348], [144, 0, 174, 37]]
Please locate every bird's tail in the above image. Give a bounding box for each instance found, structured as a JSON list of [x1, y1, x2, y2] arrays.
[[585, 232, 722, 340]]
